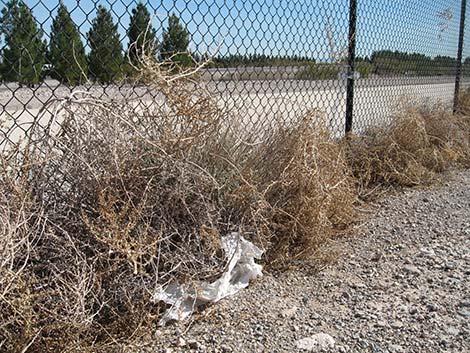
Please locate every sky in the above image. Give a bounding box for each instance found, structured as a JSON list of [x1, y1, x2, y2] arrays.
[[0, 0, 468, 61]]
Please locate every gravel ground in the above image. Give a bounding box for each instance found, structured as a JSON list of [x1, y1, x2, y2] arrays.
[[153, 169, 470, 353]]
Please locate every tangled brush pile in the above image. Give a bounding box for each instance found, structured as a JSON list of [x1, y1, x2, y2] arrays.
[[346, 99, 470, 196], [246, 113, 357, 264], [0, 57, 357, 351], [2, 46, 470, 349]]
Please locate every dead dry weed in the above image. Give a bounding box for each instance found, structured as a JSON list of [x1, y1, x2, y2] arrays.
[[346, 98, 470, 198], [0, 55, 357, 351], [1, 54, 470, 351]]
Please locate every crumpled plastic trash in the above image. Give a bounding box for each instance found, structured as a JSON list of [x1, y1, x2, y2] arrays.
[[153, 232, 263, 326]]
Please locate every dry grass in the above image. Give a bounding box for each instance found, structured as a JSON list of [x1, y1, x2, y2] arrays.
[[2, 53, 470, 350], [0, 57, 357, 351], [0, 61, 232, 350], [346, 98, 470, 197], [0, 154, 43, 352], [246, 113, 357, 264]]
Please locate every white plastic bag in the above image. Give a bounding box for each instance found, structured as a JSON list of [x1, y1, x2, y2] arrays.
[[153, 232, 263, 326]]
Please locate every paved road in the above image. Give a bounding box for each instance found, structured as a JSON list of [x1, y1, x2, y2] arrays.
[[215, 78, 469, 136], [1, 76, 469, 149], [0, 76, 464, 111]]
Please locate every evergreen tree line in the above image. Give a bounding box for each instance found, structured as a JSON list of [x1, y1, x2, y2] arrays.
[[0, 0, 190, 85], [211, 53, 315, 68], [298, 51, 469, 80], [365, 50, 465, 76], [215, 50, 468, 78]]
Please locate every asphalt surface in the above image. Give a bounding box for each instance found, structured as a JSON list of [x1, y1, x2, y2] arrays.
[[1, 76, 469, 149], [0, 76, 466, 111]]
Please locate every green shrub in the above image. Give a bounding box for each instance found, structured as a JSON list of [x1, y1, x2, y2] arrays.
[[296, 63, 340, 80]]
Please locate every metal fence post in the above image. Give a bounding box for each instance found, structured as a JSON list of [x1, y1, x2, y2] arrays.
[[345, 0, 357, 133], [453, 0, 467, 113]]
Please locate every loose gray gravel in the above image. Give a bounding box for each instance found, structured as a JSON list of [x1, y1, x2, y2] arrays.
[[152, 169, 470, 353]]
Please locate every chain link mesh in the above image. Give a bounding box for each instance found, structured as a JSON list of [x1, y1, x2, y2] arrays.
[[0, 0, 469, 151]]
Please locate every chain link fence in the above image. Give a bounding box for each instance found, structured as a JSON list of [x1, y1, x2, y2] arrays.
[[0, 0, 469, 152]]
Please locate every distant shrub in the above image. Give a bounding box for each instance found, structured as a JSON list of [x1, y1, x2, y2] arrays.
[[355, 61, 375, 78], [296, 63, 341, 80]]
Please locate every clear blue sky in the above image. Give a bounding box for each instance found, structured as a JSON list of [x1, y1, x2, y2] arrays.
[[2, 0, 467, 60]]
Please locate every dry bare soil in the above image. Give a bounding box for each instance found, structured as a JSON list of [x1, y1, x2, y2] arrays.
[[156, 169, 470, 353]]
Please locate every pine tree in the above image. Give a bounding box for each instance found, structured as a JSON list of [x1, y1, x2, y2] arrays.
[[127, 2, 157, 65], [49, 1, 87, 85], [0, 0, 46, 86], [160, 13, 191, 66], [87, 5, 123, 83], [0, 0, 20, 40]]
